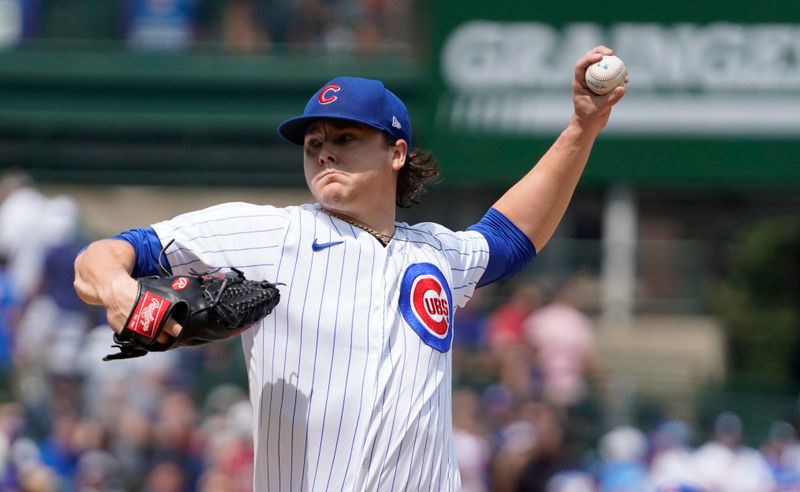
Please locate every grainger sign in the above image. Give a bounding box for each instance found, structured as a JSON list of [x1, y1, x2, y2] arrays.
[[440, 22, 800, 137]]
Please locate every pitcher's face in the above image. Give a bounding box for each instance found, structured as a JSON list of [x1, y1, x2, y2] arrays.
[[303, 120, 406, 214]]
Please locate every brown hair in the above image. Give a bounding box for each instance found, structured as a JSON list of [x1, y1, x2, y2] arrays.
[[383, 135, 440, 208]]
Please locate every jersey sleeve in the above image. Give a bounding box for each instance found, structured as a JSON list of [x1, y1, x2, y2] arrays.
[[111, 227, 170, 278], [413, 222, 491, 309], [149, 202, 291, 275], [467, 208, 536, 286]]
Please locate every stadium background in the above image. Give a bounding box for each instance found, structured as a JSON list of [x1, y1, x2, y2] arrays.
[[0, 0, 798, 490]]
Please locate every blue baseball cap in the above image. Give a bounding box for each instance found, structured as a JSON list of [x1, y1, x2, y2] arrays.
[[277, 76, 412, 148]]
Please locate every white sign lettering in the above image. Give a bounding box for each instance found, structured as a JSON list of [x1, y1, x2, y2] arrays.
[[441, 21, 800, 136]]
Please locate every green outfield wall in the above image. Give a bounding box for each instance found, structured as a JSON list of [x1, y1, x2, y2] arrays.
[[1, 0, 799, 187]]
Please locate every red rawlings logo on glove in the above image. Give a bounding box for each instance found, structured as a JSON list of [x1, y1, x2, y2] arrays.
[[127, 292, 171, 341]]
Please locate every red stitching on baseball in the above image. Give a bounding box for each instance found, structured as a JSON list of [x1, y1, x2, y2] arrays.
[[588, 62, 624, 82]]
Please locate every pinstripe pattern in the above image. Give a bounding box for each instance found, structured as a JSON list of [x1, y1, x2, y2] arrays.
[[151, 202, 490, 491]]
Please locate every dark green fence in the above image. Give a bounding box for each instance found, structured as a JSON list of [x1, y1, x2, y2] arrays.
[[0, 44, 423, 187]]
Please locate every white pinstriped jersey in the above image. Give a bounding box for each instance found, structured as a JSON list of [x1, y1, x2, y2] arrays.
[[151, 201, 490, 492]]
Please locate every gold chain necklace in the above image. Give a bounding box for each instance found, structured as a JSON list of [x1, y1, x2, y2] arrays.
[[323, 210, 393, 246]]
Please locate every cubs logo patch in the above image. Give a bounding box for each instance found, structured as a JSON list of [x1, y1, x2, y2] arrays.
[[318, 84, 341, 104], [399, 263, 453, 352]]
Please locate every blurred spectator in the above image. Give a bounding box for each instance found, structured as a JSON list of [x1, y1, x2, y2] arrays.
[[761, 420, 800, 489], [150, 392, 203, 489], [74, 449, 125, 492], [29, 0, 411, 53], [322, 12, 383, 55], [514, 402, 580, 491], [198, 469, 237, 492], [649, 419, 702, 488], [123, 0, 196, 50], [0, 0, 30, 47], [596, 425, 648, 492], [692, 412, 775, 492], [108, 407, 153, 486], [39, 196, 86, 314], [0, 171, 48, 301], [453, 388, 491, 492], [546, 471, 596, 492], [142, 457, 190, 492], [0, 404, 25, 488], [38, 413, 80, 486], [351, 16, 383, 52], [491, 408, 538, 492], [0, 254, 20, 399], [196, 388, 252, 492], [284, 0, 328, 48], [18, 463, 59, 492], [480, 384, 516, 439], [486, 283, 541, 353], [497, 342, 538, 404], [221, 0, 268, 52], [252, 0, 293, 45], [523, 278, 600, 407]]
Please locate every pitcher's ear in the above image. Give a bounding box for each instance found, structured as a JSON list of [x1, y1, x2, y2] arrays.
[[391, 139, 408, 171]]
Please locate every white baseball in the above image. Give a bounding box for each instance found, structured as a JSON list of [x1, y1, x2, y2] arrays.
[[585, 55, 627, 95]]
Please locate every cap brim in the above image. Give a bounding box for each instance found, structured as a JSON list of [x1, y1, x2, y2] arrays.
[[277, 114, 393, 146], [277, 115, 317, 146]]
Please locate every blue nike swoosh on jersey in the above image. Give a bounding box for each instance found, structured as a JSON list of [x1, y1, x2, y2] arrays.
[[312, 239, 344, 251]]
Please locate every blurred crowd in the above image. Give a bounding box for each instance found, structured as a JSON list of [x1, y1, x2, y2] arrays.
[[0, 0, 413, 53], [0, 171, 798, 492], [0, 172, 255, 492], [450, 283, 800, 492]]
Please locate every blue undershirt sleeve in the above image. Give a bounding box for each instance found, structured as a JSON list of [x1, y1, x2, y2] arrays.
[[110, 226, 171, 278], [467, 208, 537, 287]]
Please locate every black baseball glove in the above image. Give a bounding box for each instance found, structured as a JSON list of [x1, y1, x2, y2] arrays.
[[104, 267, 280, 361]]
